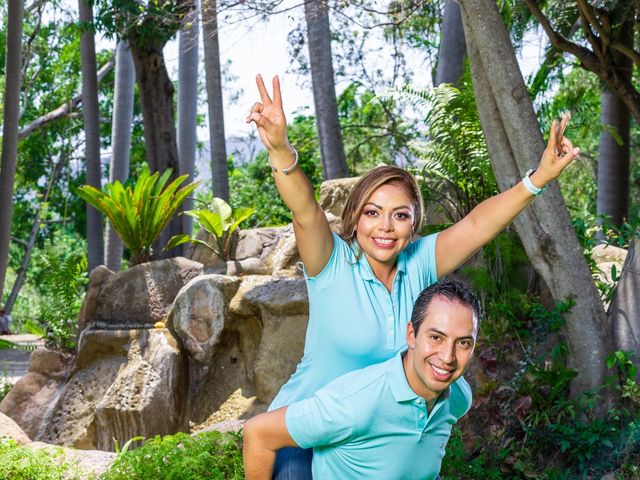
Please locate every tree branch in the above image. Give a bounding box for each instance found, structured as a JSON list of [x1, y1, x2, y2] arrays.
[[18, 57, 115, 140]]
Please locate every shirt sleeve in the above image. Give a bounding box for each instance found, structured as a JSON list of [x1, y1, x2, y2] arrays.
[[285, 388, 354, 449], [302, 232, 350, 288], [407, 232, 439, 282]]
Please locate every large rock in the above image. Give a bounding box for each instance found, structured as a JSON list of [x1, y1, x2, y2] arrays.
[[0, 348, 74, 441], [190, 225, 302, 276], [319, 177, 360, 218], [92, 329, 187, 450], [230, 275, 309, 403], [7, 329, 187, 451], [78, 257, 205, 331], [168, 274, 241, 364], [0, 412, 31, 445]]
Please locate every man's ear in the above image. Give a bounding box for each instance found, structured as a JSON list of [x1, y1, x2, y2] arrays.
[[406, 321, 416, 350]]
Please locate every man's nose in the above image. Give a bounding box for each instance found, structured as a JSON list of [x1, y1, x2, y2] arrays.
[[439, 343, 456, 364]]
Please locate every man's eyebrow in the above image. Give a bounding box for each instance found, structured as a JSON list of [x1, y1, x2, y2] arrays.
[[428, 328, 475, 341]]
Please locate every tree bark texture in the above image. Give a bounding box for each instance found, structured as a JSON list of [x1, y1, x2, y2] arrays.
[[0, 0, 24, 301], [304, 0, 349, 180], [202, 0, 230, 200], [178, 0, 200, 242], [105, 40, 135, 271], [78, 0, 104, 272], [597, 16, 633, 229], [434, 0, 467, 87], [129, 41, 180, 176], [459, 0, 611, 400], [129, 36, 182, 257], [609, 238, 640, 374]]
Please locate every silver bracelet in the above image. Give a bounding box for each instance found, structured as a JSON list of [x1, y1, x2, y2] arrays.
[[522, 168, 547, 196], [268, 148, 298, 175]]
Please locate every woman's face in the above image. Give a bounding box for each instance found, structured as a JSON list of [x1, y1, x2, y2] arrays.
[[355, 182, 415, 270]]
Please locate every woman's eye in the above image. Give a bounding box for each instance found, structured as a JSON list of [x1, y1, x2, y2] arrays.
[[363, 210, 378, 217], [395, 212, 411, 220]]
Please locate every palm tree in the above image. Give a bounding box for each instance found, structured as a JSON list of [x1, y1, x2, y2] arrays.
[[105, 39, 135, 271], [434, 0, 467, 87], [304, 0, 349, 179], [178, 0, 201, 247], [202, 0, 229, 200], [78, 0, 104, 271], [0, 0, 25, 301]]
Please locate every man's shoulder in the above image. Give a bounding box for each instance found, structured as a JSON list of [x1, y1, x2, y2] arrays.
[[320, 357, 394, 402], [448, 376, 473, 417]]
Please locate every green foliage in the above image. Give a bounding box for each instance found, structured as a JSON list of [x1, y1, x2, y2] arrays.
[[0, 437, 93, 480], [77, 168, 200, 265], [384, 68, 498, 224], [35, 245, 87, 351], [102, 431, 243, 480], [167, 198, 255, 260]]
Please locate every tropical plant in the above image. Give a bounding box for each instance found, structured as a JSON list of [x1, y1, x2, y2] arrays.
[[166, 198, 254, 261], [381, 71, 498, 225], [36, 247, 88, 350], [76, 167, 200, 265]]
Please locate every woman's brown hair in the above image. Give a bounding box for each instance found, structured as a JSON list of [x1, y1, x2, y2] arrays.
[[340, 166, 424, 246]]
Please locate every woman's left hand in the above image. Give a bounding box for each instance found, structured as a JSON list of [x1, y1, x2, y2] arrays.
[[532, 112, 580, 187]]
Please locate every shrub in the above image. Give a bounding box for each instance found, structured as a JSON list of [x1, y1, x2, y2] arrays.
[[0, 437, 92, 480], [102, 431, 243, 480]]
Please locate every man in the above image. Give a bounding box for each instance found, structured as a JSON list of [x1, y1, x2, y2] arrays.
[[243, 279, 481, 480]]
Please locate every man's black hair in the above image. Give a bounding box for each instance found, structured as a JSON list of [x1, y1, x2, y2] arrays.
[[410, 280, 482, 335]]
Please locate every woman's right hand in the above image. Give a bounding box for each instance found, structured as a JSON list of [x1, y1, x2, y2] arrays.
[[246, 74, 292, 154]]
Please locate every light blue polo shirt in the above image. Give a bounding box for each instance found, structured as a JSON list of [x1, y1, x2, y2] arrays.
[[270, 232, 439, 410], [285, 352, 472, 479]]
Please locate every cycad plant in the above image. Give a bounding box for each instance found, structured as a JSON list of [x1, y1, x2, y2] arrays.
[[77, 168, 200, 265], [166, 198, 255, 261]]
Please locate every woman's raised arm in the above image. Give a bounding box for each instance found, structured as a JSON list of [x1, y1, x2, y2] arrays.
[[247, 75, 333, 276], [435, 113, 579, 277]]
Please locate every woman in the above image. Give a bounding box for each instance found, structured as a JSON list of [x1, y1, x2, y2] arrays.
[[246, 74, 578, 478]]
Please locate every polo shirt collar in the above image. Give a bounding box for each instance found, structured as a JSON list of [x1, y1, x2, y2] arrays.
[[388, 350, 451, 403], [353, 243, 408, 282]]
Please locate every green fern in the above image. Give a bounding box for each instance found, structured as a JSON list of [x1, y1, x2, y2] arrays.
[[381, 78, 498, 224], [36, 247, 88, 350]]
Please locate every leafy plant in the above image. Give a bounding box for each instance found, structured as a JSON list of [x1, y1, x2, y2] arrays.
[[35, 246, 88, 350], [167, 198, 254, 261], [0, 437, 93, 480], [76, 167, 200, 265], [102, 431, 243, 480], [381, 68, 498, 223]]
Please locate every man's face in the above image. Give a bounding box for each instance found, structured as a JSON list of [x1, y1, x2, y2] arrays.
[[404, 296, 476, 403]]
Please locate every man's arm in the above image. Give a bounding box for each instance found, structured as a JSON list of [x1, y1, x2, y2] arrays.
[[243, 407, 298, 480]]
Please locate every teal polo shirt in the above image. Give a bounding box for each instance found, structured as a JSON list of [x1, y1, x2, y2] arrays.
[[285, 352, 472, 479], [270, 232, 439, 410]]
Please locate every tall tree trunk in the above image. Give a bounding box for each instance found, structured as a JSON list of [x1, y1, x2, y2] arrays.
[[597, 17, 633, 231], [459, 0, 611, 401], [609, 237, 640, 374], [178, 0, 200, 243], [202, 0, 229, 201], [78, 0, 104, 271], [0, 0, 24, 301], [434, 0, 467, 87], [304, 0, 349, 180], [105, 39, 135, 271], [129, 37, 182, 258]]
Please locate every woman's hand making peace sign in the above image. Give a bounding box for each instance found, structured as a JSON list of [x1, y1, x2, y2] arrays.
[[246, 74, 291, 155]]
